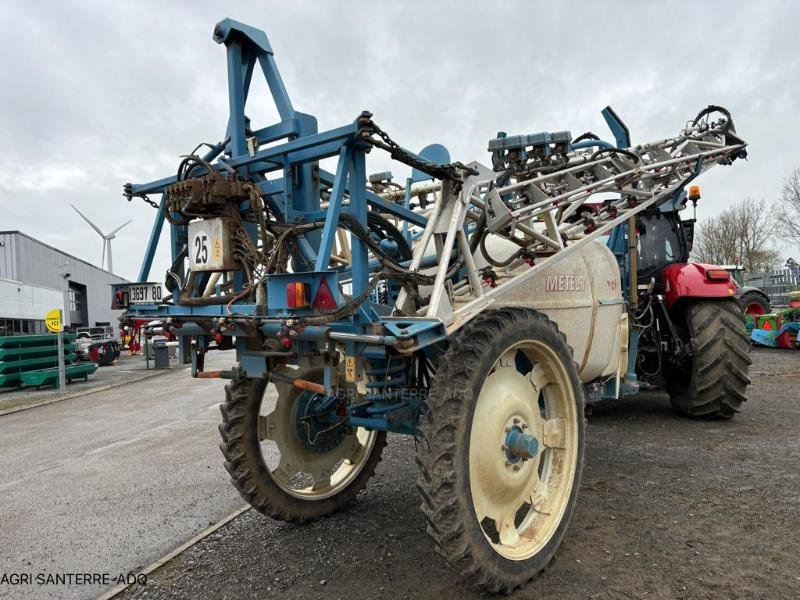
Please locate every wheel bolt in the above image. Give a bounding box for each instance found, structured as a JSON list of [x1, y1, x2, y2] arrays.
[[501, 445, 508, 452], [522, 423, 528, 430], [513, 465, 520, 471], [513, 418, 520, 425]]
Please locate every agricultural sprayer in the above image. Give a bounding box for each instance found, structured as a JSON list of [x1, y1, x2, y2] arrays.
[[117, 19, 751, 591]]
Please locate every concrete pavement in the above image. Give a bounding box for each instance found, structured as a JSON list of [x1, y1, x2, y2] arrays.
[[0, 352, 171, 415], [0, 350, 245, 599]]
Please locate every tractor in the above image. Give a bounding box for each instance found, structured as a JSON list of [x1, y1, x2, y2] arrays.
[[607, 177, 753, 417], [118, 20, 750, 593], [721, 265, 772, 316]]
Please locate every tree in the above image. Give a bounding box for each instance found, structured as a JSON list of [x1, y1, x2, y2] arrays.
[[692, 197, 780, 273], [772, 167, 800, 246]]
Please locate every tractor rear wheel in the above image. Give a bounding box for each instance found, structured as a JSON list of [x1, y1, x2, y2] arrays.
[[739, 290, 770, 316], [219, 368, 386, 523], [416, 307, 584, 593], [666, 299, 752, 418]]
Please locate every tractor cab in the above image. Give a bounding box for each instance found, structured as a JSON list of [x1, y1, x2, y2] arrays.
[[635, 210, 691, 284]]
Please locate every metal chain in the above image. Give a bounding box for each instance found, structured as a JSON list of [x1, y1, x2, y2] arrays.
[[140, 195, 160, 209], [123, 183, 160, 209], [358, 115, 478, 183]]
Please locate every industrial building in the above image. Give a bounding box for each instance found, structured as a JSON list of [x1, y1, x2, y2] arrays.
[[0, 231, 128, 336]]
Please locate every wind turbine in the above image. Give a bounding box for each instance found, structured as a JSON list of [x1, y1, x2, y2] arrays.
[[71, 204, 132, 274]]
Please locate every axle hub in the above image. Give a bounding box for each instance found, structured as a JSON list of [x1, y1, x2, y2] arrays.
[[293, 392, 347, 454], [504, 426, 539, 463]]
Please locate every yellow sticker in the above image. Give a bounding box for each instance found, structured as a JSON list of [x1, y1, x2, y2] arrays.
[[345, 356, 356, 382], [45, 309, 62, 333], [213, 238, 222, 262]]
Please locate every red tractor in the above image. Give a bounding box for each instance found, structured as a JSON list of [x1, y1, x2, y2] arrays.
[[615, 185, 752, 418]]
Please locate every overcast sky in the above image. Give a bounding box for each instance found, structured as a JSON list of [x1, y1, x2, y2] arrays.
[[1, 0, 798, 282]]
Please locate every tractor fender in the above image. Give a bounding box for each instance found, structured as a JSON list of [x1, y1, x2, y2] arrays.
[[661, 263, 737, 310], [736, 285, 772, 316], [735, 285, 769, 302]]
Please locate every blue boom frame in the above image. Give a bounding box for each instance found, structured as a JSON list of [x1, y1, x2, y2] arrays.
[[123, 19, 448, 433]]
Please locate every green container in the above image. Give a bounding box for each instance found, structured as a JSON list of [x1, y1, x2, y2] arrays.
[[0, 334, 80, 387], [0, 334, 76, 348], [19, 363, 99, 389], [0, 342, 76, 360], [0, 353, 78, 373]]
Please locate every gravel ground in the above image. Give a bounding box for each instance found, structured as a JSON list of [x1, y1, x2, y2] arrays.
[[120, 348, 800, 600]]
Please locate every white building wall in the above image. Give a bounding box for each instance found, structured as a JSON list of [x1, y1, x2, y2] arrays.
[[0, 278, 64, 320], [0, 232, 128, 335]]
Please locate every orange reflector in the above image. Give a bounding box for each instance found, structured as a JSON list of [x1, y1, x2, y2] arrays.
[[313, 279, 337, 310], [706, 269, 730, 281], [286, 282, 310, 308], [688, 185, 701, 201]]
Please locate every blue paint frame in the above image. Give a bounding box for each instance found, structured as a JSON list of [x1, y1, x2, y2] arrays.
[[125, 20, 428, 315], [122, 19, 452, 437]]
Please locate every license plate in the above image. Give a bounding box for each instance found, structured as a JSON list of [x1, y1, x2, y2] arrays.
[[127, 283, 163, 304]]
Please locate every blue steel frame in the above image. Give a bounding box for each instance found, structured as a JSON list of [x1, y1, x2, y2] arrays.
[[124, 19, 445, 433], [128, 19, 429, 322]]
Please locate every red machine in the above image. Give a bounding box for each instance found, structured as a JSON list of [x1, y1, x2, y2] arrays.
[[623, 185, 751, 418]]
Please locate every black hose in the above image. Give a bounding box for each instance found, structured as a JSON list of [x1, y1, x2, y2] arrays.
[[366, 212, 412, 261], [590, 147, 641, 163], [164, 247, 188, 292], [691, 105, 732, 130], [479, 233, 521, 268], [572, 131, 600, 143], [338, 214, 427, 278], [303, 271, 386, 324], [177, 155, 215, 181], [469, 211, 487, 254]]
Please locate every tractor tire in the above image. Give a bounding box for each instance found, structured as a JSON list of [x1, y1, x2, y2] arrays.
[[93, 342, 117, 366], [219, 373, 386, 523], [667, 299, 752, 418], [416, 307, 584, 593], [739, 290, 770, 316]]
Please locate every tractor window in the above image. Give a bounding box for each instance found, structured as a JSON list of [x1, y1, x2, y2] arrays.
[[636, 213, 686, 277]]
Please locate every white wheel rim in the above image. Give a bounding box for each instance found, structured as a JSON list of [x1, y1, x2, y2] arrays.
[[259, 373, 378, 500], [469, 340, 579, 561]]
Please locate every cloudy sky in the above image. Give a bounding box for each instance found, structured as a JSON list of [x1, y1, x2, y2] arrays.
[[1, 0, 798, 281]]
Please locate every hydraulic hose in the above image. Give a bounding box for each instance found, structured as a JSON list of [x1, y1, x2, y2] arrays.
[[590, 147, 641, 163]]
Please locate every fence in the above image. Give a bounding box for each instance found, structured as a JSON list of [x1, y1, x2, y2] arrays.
[[744, 268, 800, 308]]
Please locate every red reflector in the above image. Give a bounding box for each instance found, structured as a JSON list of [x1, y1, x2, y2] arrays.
[[313, 279, 337, 310], [706, 269, 730, 281], [286, 282, 310, 308]]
